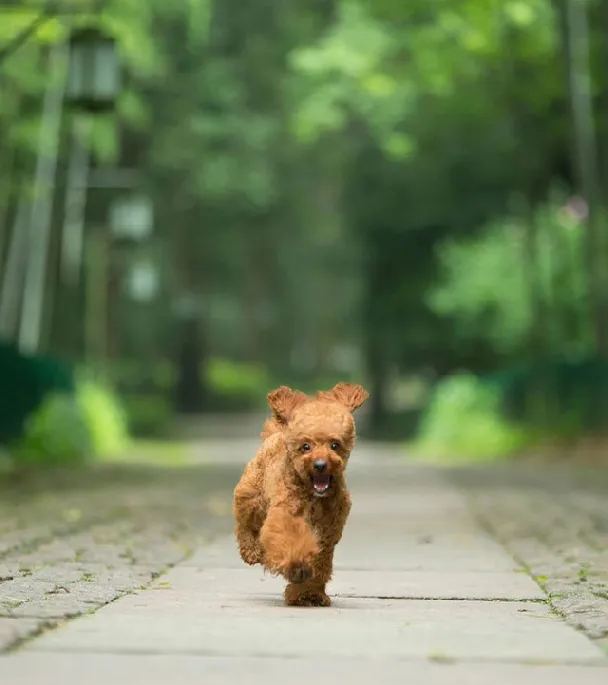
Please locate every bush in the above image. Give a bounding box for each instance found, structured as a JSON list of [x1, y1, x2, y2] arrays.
[[76, 379, 129, 456], [205, 358, 269, 411], [122, 393, 174, 437], [429, 197, 592, 359], [11, 392, 93, 468], [109, 359, 176, 394], [0, 341, 75, 445], [9, 380, 129, 468], [415, 373, 532, 461]]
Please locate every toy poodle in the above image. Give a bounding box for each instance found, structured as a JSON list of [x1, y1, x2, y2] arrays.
[[233, 382, 369, 606]]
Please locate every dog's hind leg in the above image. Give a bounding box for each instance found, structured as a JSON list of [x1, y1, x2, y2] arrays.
[[233, 480, 265, 566], [259, 505, 319, 583]]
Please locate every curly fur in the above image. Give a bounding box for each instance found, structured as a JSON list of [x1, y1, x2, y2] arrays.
[[233, 382, 369, 606]]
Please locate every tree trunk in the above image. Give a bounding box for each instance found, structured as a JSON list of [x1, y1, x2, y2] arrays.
[[564, 0, 607, 356], [84, 223, 109, 370], [174, 316, 206, 413]]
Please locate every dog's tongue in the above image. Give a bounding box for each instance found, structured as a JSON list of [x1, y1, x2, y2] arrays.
[[313, 474, 330, 491]]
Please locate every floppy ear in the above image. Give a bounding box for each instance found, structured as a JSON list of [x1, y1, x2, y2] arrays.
[[267, 386, 308, 425], [317, 382, 369, 413]]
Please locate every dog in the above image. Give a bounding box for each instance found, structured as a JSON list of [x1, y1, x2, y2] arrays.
[[233, 382, 369, 606]]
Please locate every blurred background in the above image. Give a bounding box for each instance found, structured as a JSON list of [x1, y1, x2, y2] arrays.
[[1, 0, 608, 471]]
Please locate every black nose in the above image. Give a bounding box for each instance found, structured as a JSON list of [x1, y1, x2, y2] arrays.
[[313, 460, 327, 473]]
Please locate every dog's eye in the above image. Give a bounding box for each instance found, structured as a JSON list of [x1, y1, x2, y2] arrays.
[[330, 441, 340, 451], [300, 443, 311, 452]]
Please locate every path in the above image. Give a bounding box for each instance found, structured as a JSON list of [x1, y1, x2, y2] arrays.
[[1, 440, 607, 683]]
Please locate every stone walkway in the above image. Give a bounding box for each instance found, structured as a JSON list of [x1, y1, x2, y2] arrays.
[[448, 462, 608, 644], [1, 441, 607, 683]]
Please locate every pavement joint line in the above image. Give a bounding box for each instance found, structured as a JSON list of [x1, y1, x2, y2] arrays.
[[455, 496, 546, 592], [333, 595, 549, 603], [447, 468, 608, 642], [20, 645, 608, 666]]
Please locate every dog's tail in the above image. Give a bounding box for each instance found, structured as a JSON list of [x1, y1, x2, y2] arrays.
[[260, 417, 282, 440]]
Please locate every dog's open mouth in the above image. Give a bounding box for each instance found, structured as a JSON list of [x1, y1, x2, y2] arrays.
[[311, 474, 332, 497]]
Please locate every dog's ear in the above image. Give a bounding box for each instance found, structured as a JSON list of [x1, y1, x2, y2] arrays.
[[317, 382, 369, 413], [267, 386, 308, 425]]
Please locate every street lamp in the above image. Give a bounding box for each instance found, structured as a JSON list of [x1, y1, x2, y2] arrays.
[[66, 26, 120, 113], [109, 194, 154, 243], [127, 260, 159, 302]]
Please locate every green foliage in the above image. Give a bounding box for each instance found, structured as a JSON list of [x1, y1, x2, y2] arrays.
[[429, 198, 592, 357], [9, 380, 128, 468], [10, 392, 92, 468], [206, 358, 269, 410], [289, 1, 414, 157], [122, 394, 173, 438], [416, 374, 532, 461], [105, 361, 175, 437], [109, 359, 176, 393], [3, 0, 608, 448], [0, 342, 75, 445], [489, 357, 608, 436], [76, 379, 129, 456]]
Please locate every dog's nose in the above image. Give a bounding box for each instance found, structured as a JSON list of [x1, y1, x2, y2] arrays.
[[313, 460, 327, 473]]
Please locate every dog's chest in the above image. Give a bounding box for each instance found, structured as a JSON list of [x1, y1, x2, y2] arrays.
[[308, 500, 333, 534]]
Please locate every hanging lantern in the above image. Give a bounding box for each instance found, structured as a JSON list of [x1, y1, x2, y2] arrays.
[[66, 26, 120, 113], [109, 194, 154, 243], [127, 260, 159, 302]]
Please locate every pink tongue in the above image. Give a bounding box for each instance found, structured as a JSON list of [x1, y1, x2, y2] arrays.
[[314, 474, 330, 488]]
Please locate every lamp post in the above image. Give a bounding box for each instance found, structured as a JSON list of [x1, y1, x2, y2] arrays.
[[0, 1, 123, 354]]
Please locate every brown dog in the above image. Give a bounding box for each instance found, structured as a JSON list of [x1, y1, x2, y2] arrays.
[[233, 382, 369, 606]]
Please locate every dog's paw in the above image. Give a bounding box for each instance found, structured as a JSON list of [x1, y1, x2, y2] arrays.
[[239, 542, 264, 566], [284, 585, 331, 607], [284, 561, 312, 584]]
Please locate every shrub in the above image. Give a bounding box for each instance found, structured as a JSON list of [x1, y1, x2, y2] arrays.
[[415, 373, 532, 461], [76, 379, 129, 456], [11, 392, 93, 468], [205, 358, 269, 410], [9, 379, 129, 468], [122, 393, 173, 437]]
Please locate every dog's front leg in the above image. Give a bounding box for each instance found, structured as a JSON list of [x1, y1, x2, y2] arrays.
[[284, 493, 351, 607], [259, 505, 319, 584], [284, 544, 335, 607]]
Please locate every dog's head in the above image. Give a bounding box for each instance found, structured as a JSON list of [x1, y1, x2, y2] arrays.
[[267, 382, 369, 498]]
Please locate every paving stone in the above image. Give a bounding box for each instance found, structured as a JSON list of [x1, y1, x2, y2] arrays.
[[1, 654, 607, 685], [10, 597, 93, 620], [448, 464, 608, 641], [2, 441, 608, 681], [0, 563, 19, 581], [0, 461, 242, 653], [27, 595, 604, 662], [1, 579, 57, 602], [0, 618, 45, 651]]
